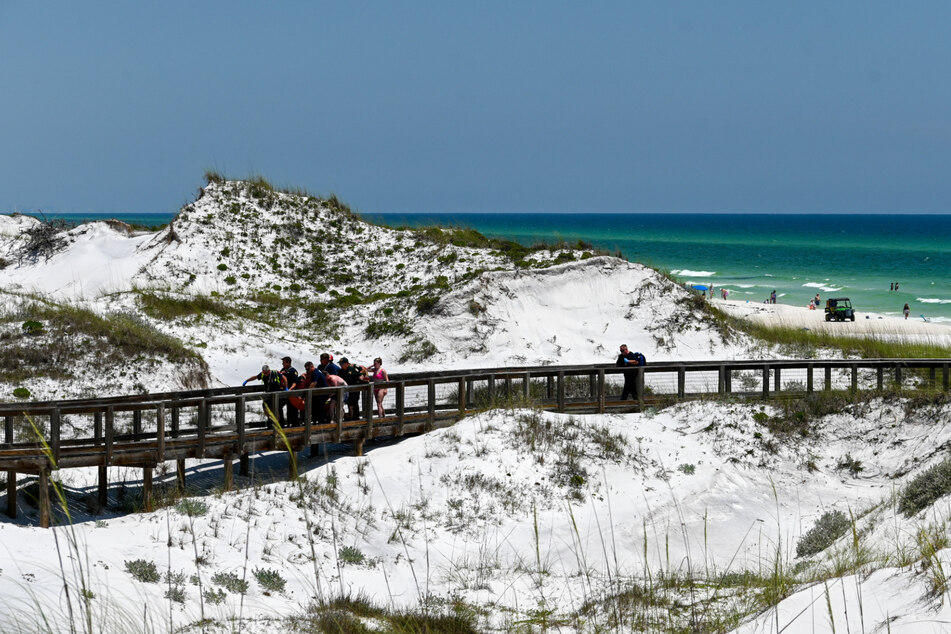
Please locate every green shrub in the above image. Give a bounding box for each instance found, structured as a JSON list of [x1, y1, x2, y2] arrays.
[[899, 458, 951, 517], [175, 498, 209, 517], [21, 320, 44, 335], [217, 263, 228, 271], [364, 320, 413, 339], [339, 546, 365, 565], [124, 559, 160, 583], [225, 275, 236, 285], [398, 338, 438, 364], [796, 510, 851, 558], [12, 387, 31, 399], [416, 296, 439, 314], [211, 571, 249, 594], [204, 588, 227, 605], [836, 454, 864, 476], [253, 567, 286, 593]]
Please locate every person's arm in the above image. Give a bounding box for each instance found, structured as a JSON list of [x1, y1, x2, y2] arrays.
[[380, 369, 389, 382], [242, 374, 256, 386]]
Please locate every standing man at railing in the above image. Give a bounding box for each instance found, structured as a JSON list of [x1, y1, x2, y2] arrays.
[[242, 364, 287, 424], [616, 344, 638, 400], [279, 356, 300, 426], [338, 357, 368, 420]]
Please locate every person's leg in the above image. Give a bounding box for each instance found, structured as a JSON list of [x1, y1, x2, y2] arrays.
[[375, 389, 386, 417]]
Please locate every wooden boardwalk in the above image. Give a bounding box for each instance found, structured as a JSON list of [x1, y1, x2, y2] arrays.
[[2, 359, 949, 527]]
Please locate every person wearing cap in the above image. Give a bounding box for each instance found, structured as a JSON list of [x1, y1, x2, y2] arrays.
[[338, 357, 368, 420], [317, 353, 340, 376], [279, 356, 300, 426], [242, 364, 287, 424]]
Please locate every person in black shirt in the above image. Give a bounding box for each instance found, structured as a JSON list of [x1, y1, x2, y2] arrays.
[[338, 357, 368, 420], [303, 361, 329, 424], [242, 364, 287, 424], [279, 356, 300, 425], [616, 344, 638, 400]]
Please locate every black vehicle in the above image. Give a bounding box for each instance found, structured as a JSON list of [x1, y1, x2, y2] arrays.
[[824, 298, 855, 322]]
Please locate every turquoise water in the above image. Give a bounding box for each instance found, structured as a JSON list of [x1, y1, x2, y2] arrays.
[[361, 213, 951, 323], [14, 211, 951, 322]]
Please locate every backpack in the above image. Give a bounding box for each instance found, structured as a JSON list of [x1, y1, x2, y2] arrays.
[[632, 352, 646, 366]]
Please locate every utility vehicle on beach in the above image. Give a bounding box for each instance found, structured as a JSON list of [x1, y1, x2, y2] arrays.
[[825, 298, 855, 322]]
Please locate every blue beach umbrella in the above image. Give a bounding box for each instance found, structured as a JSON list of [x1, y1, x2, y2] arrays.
[[691, 285, 709, 291]]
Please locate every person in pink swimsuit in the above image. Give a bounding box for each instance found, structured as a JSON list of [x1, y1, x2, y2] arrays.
[[370, 357, 388, 417]]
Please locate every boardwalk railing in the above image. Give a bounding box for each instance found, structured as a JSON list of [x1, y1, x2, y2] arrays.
[[2, 359, 949, 526]]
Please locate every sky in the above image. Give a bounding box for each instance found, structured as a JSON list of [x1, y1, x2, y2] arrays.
[[2, 2, 951, 215]]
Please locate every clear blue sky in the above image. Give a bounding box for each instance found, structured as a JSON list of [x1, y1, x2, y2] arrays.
[[2, 2, 950, 214]]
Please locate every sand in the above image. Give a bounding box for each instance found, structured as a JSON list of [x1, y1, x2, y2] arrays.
[[715, 296, 951, 345]]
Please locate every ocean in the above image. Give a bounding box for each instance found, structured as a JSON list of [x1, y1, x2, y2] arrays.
[[360, 213, 951, 323], [16, 211, 951, 323]]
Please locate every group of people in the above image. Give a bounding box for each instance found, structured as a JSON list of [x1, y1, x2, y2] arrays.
[[243, 354, 389, 426]]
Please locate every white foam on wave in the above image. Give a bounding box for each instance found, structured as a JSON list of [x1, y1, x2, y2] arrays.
[[802, 282, 843, 293], [672, 269, 715, 277], [918, 298, 951, 304], [735, 284, 756, 288]]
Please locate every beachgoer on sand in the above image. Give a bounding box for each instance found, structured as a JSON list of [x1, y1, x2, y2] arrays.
[[904, 303, 910, 319], [770, 290, 776, 304], [814, 293, 821, 307]]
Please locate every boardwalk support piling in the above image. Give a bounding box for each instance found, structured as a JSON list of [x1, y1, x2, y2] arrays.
[[38, 467, 51, 528]]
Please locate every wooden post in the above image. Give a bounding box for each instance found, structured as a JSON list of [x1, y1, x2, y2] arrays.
[[546, 376, 554, 400], [354, 439, 365, 457], [635, 368, 645, 409], [38, 467, 51, 528], [5, 415, 15, 518], [156, 403, 166, 463], [142, 466, 153, 513], [335, 391, 344, 443], [718, 365, 726, 395], [597, 369, 606, 414], [943, 364, 950, 392], [177, 459, 186, 492], [132, 410, 142, 437], [762, 366, 770, 399], [427, 379, 436, 428], [97, 465, 108, 510], [457, 377, 466, 415], [171, 406, 180, 438], [94, 412, 102, 446], [850, 364, 858, 392], [807, 363, 814, 393], [488, 377, 496, 404], [303, 390, 312, 447], [523, 372, 531, 402], [239, 453, 249, 477], [557, 371, 566, 412], [504, 376, 512, 400], [824, 366, 832, 391], [6, 468, 15, 519], [105, 406, 115, 464], [774, 367, 781, 393], [236, 396, 246, 455], [877, 366, 884, 391], [397, 383, 405, 436], [466, 378, 474, 405], [589, 373, 597, 399], [361, 386, 371, 440], [50, 409, 61, 464], [895, 364, 903, 388], [677, 366, 686, 400], [222, 450, 233, 492], [198, 400, 207, 457], [725, 367, 732, 394]]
